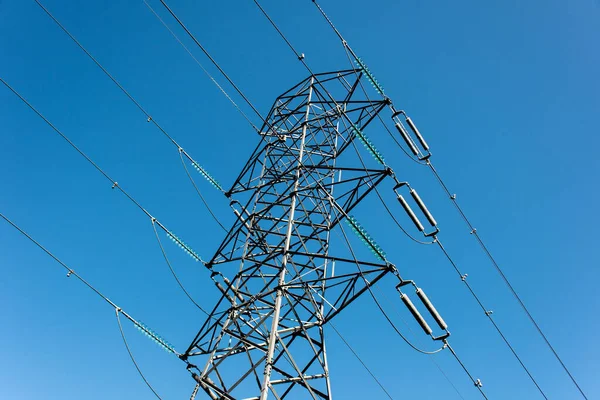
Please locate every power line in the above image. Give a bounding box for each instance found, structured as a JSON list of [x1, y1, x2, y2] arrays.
[[340, 112, 548, 397], [34, 0, 226, 226], [0, 211, 120, 309], [338, 109, 544, 396], [325, 193, 443, 353], [346, 117, 548, 396], [151, 220, 211, 315], [332, 207, 487, 398], [376, 288, 466, 400], [178, 150, 228, 232], [434, 238, 548, 398], [34, 0, 173, 148], [158, 0, 268, 127], [12, 2, 575, 398], [116, 309, 164, 400], [79, 5, 434, 392], [306, 1, 585, 398], [298, 114, 466, 396], [0, 76, 206, 265], [329, 323, 395, 400], [0, 210, 174, 398], [141, 0, 259, 133], [445, 342, 489, 400], [427, 161, 588, 399]]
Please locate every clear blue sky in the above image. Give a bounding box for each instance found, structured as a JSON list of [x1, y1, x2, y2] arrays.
[[1, 0, 598, 399]]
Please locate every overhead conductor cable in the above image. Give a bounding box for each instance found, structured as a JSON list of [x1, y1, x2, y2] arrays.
[[333, 215, 488, 398], [0, 211, 174, 399], [394, 179, 548, 398], [246, 5, 472, 394], [34, 0, 227, 231], [0, 77, 207, 271], [308, 1, 580, 398]]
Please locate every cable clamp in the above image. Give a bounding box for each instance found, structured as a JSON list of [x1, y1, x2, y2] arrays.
[[461, 273, 468, 281], [485, 310, 494, 316], [450, 194, 456, 200], [147, 116, 152, 122], [474, 379, 483, 388], [470, 228, 477, 234], [298, 53, 305, 60], [111, 182, 118, 189]]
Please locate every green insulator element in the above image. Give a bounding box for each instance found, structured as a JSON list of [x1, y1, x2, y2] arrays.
[[133, 320, 176, 354], [165, 230, 201, 262], [351, 125, 385, 165], [190, 159, 223, 191], [345, 216, 387, 261], [354, 58, 385, 96]]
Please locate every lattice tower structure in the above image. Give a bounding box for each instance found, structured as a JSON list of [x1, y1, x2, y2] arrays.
[[183, 70, 392, 400]]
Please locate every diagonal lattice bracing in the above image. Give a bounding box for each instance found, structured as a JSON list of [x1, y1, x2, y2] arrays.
[[183, 70, 392, 400]]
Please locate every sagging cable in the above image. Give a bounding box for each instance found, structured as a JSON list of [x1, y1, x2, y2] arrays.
[[345, 215, 387, 261], [351, 124, 385, 165], [116, 309, 165, 399], [178, 150, 228, 232], [152, 220, 211, 315]]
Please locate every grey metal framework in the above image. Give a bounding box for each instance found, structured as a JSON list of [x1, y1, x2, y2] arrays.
[[182, 70, 395, 399]]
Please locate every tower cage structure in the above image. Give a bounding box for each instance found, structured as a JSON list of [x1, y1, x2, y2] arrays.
[[182, 69, 402, 399]]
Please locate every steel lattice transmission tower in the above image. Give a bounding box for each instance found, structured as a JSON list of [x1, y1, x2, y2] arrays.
[[182, 70, 394, 399]]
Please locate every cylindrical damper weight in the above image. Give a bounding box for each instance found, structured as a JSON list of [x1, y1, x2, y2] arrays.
[[416, 288, 448, 330], [406, 117, 430, 151], [395, 122, 419, 156], [397, 195, 425, 232], [401, 293, 433, 335], [410, 189, 437, 227]]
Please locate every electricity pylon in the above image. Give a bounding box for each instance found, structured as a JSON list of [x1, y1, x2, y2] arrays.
[[182, 70, 395, 399]]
